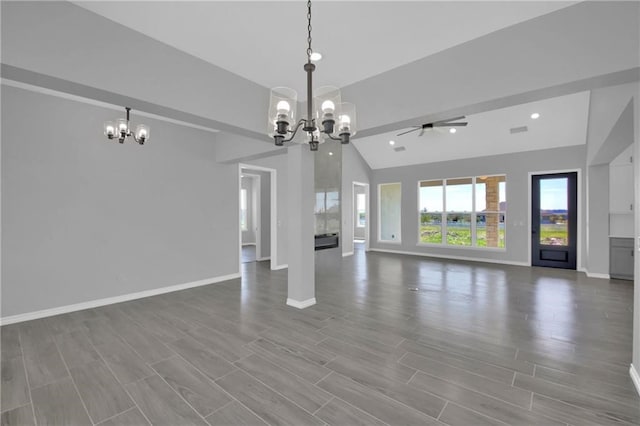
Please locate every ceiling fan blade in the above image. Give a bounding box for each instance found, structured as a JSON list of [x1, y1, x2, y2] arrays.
[[432, 122, 468, 127], [396, 127, 421, 136], [433, 116, 466, 124]]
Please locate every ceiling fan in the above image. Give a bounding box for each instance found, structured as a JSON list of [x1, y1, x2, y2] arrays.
[[397, 116, 468, 136]]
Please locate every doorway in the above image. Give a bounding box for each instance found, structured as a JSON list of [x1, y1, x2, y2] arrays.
[[238, 164, 277, 272], [240, 173, 260, 263], [531, 172, 578, 269], [352, 182, 370, 252]]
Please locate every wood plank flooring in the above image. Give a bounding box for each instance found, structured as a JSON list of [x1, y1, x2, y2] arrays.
[[2, 247, 638, 425]]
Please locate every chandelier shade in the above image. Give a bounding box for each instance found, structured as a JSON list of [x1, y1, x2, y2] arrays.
[[268, 87, 298, 141], [104, 121, 116, 139], [314, 86, 342, 135], [135, 124, 150, 142], [338, 102, 357, 140], [103, 107, 149, 145]]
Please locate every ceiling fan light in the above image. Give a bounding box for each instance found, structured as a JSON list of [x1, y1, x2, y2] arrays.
[[531, 112, 540, 119], [449, 128, 457, 134]]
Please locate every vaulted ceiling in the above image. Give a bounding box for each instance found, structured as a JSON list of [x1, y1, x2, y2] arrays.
[[73, 1, 575, 97], [5, 1, 636, 169], [354, 91, 590, 169]]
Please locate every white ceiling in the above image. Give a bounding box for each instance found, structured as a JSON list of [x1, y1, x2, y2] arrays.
[[352, 91, 591, 169], [74, 1, 575, 98], [73, 1, 586, 169]]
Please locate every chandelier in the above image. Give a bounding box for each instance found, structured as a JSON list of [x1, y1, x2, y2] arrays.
[[104, 107, 150, 145], [267, 0, 357, 151]]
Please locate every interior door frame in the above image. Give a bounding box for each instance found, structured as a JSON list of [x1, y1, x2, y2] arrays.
[[242, 173, 261, 259], [528, 168, 582, 269], [238, 163, 278, 272], [352, 181, 370, 252]]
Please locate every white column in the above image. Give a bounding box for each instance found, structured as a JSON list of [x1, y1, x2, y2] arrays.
[[286, 144, 316, 308]]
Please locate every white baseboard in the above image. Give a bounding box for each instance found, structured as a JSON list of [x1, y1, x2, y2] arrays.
[[256, 256, 271, 261], [0, 273, 241, 326], [272, 264, 288, 271], [286, 298, 316, 309], [342, 251, 354, 257], [585, 271, 610, 279], [631, 364, 640, 396], [369, 248, 529, 267]]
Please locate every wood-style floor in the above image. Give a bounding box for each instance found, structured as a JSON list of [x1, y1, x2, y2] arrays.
[[2, 246, 638, 425], [241, 245, 256, 264]]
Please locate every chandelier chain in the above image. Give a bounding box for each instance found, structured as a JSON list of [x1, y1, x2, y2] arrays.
[[307, 0, 312, 59]]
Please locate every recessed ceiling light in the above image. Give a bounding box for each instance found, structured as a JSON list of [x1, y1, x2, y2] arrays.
[[449, 128, 457, 134], [328, 151, 333, 156], [310, 52, 322, 61], [531, 112, 540, 119], [389, 140, 395, 146]]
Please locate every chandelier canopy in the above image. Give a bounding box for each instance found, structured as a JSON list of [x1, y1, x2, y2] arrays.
[[267, 0, 356, 151]]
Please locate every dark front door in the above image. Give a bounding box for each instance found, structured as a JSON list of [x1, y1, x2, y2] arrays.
[[531, 172, 578, 269]]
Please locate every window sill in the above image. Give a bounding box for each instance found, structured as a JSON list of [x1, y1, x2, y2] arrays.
[[378, 240, 402, 245], [416, 243, 506, 252]]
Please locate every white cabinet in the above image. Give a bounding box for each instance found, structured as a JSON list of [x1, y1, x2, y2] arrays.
[[609, 163, 634, 213]]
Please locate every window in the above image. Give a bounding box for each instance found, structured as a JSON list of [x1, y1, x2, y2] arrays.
[[379, 183, 401, 242], [419, 180, 443, 243], [419, 175, 506, 248], [446, 178, 473, 246], [356, 193, 366, 228], [240, 188, 248, 231]]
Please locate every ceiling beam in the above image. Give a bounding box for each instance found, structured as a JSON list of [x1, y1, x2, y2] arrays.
[[1, 1, 271, 142]]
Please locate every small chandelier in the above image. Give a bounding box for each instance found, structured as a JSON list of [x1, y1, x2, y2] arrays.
[[104, 107, 150, 145], [267, 0, 357, 151]]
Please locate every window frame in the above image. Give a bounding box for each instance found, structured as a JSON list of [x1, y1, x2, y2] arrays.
[[378, 182, 402, 244], [240, 188, 248, 232], [356, 193, 366, 228], [417, 174, 506, 250]]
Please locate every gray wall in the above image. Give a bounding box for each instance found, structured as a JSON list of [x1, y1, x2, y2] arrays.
[[1, 85, 238, 317], [370, 145, 587, 266], [1, 1, 269, 139], [217, 133, 284, 163], [586, 165, 610, 276]]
